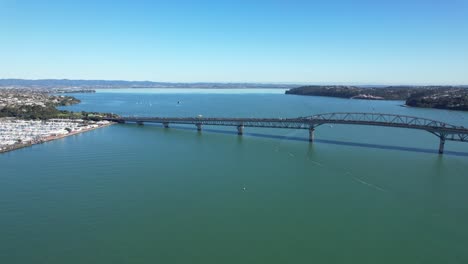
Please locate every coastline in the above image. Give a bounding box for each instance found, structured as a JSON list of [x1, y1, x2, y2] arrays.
[[0, 121, 114, 154], [285, 86, 468, 112]]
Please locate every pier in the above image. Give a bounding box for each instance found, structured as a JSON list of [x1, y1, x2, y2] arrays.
[[106, 112, 468, 154]]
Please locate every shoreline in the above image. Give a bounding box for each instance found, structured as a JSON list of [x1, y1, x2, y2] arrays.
[[0, 121, 114, 154]]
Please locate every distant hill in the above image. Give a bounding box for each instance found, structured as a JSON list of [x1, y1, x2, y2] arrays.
[[0, 79, 299, 89]]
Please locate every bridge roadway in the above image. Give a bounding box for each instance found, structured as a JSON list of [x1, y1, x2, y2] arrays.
[[106, 112, 468, 154]]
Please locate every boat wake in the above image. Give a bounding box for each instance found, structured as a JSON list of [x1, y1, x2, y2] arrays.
[[352, 176, 388, 193]]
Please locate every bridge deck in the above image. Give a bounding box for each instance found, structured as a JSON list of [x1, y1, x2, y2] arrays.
[[105, 112, 468, 154]]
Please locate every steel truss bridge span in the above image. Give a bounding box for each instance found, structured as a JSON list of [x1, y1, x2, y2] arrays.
[[107, 112, 468, 154]]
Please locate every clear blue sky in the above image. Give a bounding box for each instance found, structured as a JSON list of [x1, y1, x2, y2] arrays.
[[1, 0, 467, 84]]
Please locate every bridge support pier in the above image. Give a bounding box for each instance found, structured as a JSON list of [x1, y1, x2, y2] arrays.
[[163, 122, 169, 128], [309, 127, 315, 142], [196, 123, 202, 132], [237, 125, 244, 135], [136, 121, 144, 126], [439, 136, 446, 154]]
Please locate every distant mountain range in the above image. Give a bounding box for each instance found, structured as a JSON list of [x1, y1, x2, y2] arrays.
[[0, 79, 300, 89]]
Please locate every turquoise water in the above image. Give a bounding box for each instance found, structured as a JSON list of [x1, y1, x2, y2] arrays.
[[1, 89, 468, 263]]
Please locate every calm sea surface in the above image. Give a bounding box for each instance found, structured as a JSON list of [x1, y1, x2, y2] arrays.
[[1, 89, 468, 263]]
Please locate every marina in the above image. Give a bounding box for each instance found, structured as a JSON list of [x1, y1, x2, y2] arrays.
[[0, 119, 112, 153]]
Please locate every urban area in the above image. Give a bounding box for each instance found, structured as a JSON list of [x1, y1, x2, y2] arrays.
[[0, 87, 112, 153]]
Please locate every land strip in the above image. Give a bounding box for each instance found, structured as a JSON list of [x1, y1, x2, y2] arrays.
[[286, 86, 468, 111]]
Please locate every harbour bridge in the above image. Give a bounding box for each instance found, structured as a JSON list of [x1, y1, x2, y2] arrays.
[[106, 112, 468, 154]]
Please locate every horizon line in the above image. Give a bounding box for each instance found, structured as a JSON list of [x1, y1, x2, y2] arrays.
[[0, 78, 467, 87]]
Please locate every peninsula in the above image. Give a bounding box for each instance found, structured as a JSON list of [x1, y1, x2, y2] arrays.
[[0, 89, 118, 153], [286, 85, 468, 111]]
